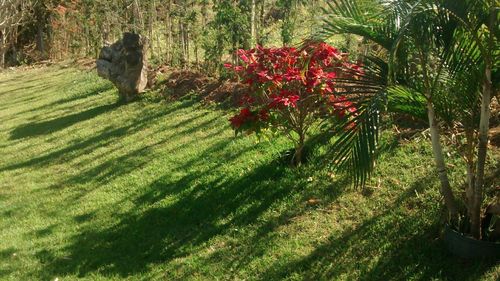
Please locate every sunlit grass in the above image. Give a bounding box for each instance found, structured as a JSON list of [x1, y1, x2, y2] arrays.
[[0, 66, 498, 280]]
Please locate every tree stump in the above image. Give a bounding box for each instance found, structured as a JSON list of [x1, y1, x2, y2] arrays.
[[96, 33, 148, 102]]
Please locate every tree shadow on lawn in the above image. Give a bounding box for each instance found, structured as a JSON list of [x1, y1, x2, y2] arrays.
[[9, 102, 118, 140], [0, 66, 110, 106], [32, 111, 403, 279], [0, 70, 74, 110], [8, 66, 85, 86], [0, 99, 199, 172], [13, 83, 115, 119], [0, 67, 70, 88], [52, 115, 226, 191], [39, 157, 308, 279], [39, 149, 490, 281], [34, 121, 352, 279], [257, 175, 498, 281], [0, 87, 50, 112]]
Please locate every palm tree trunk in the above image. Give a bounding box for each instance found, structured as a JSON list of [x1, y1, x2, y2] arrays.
[[427, 100, 459, 218], [471, 69, 490, 239], [470, 2, 495, 240], [465, 128, 475, 219], [419, 50, 459, 219]]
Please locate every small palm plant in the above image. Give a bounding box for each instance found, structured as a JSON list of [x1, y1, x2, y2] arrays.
[[318, 0, 498, 240]]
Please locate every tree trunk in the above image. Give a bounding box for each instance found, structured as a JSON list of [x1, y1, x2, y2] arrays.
[[427, 100, 459, 218], [36, 24, 45, 55], [0, 51, 4, 68], [293, 133, 305, 166], [251, 0, 256, 45], [465, 128, 475, 220], [166, 0, 172, 64], [0, 29, 6, 68], [194, 43, 199, 68], [148, 0, 155, 59], [179, 21, 186, 67], [470, 93, 490, 239], [185, 25, 189, 65], [232, 40, 237, 65], [419, 49, 459, 220], [170, 13, 175, 65], [258, 0, 265, 45], [133, 0, 144, 33], [470, 2, 495, 240], [11, 28, 18, 64], [46, 20, 53, 59]]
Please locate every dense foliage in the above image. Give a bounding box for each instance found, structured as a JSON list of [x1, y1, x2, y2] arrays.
[[0, 0, 322, 70], [319, 0, 499, 240], [225, 42, 361, 164]]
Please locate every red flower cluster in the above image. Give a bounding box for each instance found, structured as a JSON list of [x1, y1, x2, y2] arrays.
[[225, 42, 361, 134], [270, 90, 300, 108]]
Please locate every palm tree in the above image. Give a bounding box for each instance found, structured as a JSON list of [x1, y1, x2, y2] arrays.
[[317, 0, 498, 239]]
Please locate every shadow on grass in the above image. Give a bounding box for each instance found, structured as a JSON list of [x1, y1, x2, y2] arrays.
[[0, 67, 70, 88], [18, 83, 115, 117], [257, 175, 498, 281], [54, 115, 225, 190], [39, 158, 299, 279], [39, 162, 498, 280], [10, 102, 118, 140], [0, 99, 199, 173], [0, 88, 50, 112], [34, 126, 371, 280], [0, 247, 17, 278]]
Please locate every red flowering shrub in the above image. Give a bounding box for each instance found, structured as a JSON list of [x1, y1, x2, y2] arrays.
[[225, 42, 361, 165]]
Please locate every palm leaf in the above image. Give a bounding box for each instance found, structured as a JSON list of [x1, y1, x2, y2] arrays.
[[317, 0, 396, 50], [387, 85, 427, 121], [319, 60, 387, 188]]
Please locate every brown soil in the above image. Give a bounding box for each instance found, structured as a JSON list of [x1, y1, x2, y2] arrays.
[[203, 81, 249, 106], [73, 58, 96, 70], [152, 68, 249, 107]]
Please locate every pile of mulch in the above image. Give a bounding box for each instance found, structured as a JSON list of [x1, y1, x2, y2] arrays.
[[164, 70, 218, 98], [152, 67, 249, 107], [73, 58, 96, 70], [203, 81, 248, 107]]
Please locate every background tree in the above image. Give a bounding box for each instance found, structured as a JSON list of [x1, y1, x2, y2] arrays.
[[0, 0, 33, 67], [1, 0, 329, 69]]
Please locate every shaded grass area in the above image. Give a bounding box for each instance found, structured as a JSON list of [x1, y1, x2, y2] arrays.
[[0, 66, 498, 280]]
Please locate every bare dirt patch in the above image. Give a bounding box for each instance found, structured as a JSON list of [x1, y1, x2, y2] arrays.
[[152, 68, 249, 107]]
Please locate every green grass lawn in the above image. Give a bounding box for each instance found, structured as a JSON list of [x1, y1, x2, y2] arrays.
[[0, 66, 498, 281]]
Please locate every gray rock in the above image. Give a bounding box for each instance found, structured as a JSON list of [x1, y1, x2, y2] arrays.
[[96, 33, 148, 102]]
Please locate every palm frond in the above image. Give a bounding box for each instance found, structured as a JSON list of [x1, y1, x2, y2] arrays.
[[317, 0, 395, 50], [321, 60, 387, 188], [387, 85, 427, 121]]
